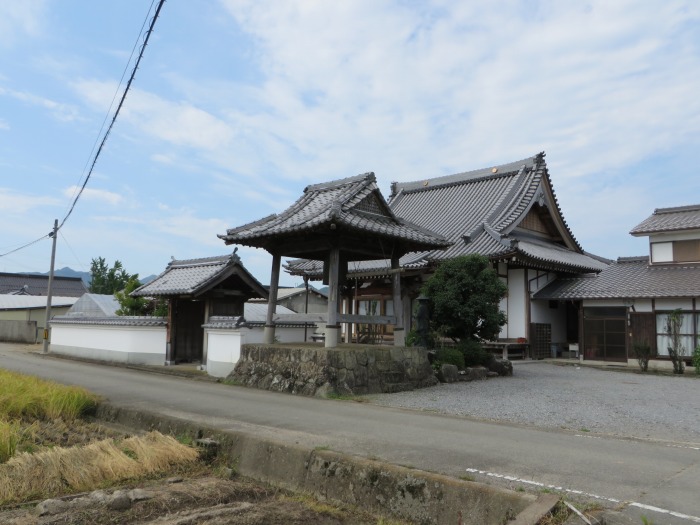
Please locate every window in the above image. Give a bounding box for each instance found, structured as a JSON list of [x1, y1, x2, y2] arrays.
[[656, 312, 696, 357], [674, 240, 700, 262], [650, 240, 700, 263]]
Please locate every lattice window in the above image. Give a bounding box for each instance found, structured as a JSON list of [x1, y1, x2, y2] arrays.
[[354, 194, 385, 215]]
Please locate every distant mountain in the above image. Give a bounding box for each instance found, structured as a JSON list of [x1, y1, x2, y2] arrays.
[[24, 267, 91, 285], [140, 274, 157, 285]]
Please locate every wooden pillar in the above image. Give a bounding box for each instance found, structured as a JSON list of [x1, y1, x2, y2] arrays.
[[265, 253, 281, 344], [325, 247, 340, 348], [166, 298, 176, 365], [392, 257, 405, 346]]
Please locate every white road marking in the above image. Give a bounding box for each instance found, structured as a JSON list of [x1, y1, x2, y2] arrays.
[[464, 468, 700, 523]]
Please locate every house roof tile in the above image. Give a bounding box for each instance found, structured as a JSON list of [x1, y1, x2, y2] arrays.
[[630, 204, 700, 235], [533, 257, 700, 299], [0, 273, 87, 297]]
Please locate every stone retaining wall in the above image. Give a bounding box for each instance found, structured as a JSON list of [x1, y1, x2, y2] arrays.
[[229, 343, 437, 396]]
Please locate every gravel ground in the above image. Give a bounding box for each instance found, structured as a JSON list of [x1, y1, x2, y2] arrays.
[[364, 362, 700, 443]]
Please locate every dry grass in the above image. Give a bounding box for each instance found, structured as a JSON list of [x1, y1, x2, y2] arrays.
[[0, 431, 199, 504]]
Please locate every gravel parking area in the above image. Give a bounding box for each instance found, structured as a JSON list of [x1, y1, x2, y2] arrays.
[[364, 362, 700, 444]]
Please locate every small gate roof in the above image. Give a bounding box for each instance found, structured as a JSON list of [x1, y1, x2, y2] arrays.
[[132, 252, 267, 299]]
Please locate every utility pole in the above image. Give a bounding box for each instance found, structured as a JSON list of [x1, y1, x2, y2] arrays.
[[42, 219, 58, 354]]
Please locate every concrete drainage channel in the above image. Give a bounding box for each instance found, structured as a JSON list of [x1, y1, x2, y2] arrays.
[[96, 403, 562, 525]]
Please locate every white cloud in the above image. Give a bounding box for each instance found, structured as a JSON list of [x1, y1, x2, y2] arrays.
[[0, 118, 8, 130], [0, 87, 81, 122], [63, 186, 123, 205], [215, 0, 700, 189], [72, 80, 234, 151], [0, 188, 59, 214], [0, 1, 46, 47]]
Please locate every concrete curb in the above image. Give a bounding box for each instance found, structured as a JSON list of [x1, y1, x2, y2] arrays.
[[96, 403, 537, 525]]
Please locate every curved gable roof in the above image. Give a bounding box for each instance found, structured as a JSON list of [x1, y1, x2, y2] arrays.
[[386, 152, 599, 272], [287, 153, 606, 277], [132, 252, 267, 299], [219, 172, 450, 260]]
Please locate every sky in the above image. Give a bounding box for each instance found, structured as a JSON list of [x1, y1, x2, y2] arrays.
[[1, 1, 699, 287]]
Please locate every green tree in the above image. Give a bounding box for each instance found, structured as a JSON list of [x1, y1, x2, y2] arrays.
[[422, 254, 507, 343], [89, 257, 135, 294], [115, 276, 148, 316]]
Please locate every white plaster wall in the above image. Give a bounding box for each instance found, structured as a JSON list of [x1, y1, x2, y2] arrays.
[[507, 269, 527, 339], [655, 298, 694, 310], [50, 323, 166, 365], [498, 277, 508, 338], [205, 329, 243, 378], [241, 325, 307, 344], [531, 300, 567, 343], [649, 230, 700, 243], [631, 299, 654, 313], [582, 299, 626, 308]]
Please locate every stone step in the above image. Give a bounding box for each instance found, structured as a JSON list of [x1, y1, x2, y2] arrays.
[[509, 493, 561, 525]]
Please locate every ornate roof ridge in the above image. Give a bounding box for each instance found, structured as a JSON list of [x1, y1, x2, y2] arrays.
[[391, 154, 538, 196], [654, 204, 700, 214], [305, 172, 375, 193], [617, 256, 648, 263], [169, 253, 238, 268]]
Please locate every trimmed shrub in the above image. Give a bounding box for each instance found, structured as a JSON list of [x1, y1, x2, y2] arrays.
[[459, 340, 492, 367], [434, 347, 465, 370], [693, 345, 700, 376], [633, 342, 652, 372]]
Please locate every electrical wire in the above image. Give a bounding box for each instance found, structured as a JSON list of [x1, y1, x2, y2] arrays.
[[64, 0, 158, 215], [0, 234, 50, 258], [60, 0, 166, 231], [0, 0, 166, 261], [58, 229, 86, 272]]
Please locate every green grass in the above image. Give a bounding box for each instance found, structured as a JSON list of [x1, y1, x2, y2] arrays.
[[0, 369, 99, 421], [0, 419, 22, 463], [0, 369, 100, 463]]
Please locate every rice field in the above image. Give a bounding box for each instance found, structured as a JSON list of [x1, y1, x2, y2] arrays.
[[0, 369, 201, 505], [0, 368, 99, 421], [0, 368, 100, 464]]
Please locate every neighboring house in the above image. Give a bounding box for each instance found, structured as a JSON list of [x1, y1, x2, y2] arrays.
[[250, 286, 328, 314], [131, 252, 268, 364], [0, 272, 87, 297], [0, 295, 78, 343], [286, 153, 608, 354], [536, 204, 700, 368]]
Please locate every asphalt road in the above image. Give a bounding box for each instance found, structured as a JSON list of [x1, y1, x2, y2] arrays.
[[1, 344, 698, 524]]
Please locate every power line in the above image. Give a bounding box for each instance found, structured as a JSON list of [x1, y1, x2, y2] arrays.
[[0, 234, 50, 258], [60, 0, 167, 230], [64, 0, 158, 216], [0, 0, 166, 261]]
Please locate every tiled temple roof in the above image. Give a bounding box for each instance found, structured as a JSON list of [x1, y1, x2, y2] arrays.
[[219, 172, 450, 260]]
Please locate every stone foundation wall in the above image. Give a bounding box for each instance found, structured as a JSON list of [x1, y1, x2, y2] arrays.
[[229, 344, 437, 396]]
